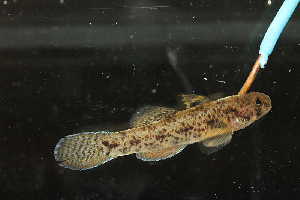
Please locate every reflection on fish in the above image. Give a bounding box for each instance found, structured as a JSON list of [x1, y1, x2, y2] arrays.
[[54, 92, 271, 170]]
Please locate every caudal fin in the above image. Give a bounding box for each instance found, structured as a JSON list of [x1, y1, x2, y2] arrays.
[[54, 132, 116, 170]]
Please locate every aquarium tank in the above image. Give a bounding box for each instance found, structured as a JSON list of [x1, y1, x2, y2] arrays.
[[1, 0, 300, 199]]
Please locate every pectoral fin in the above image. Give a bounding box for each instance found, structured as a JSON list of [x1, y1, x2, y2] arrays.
[[199, 132, 233, 154], [136, 144, 187, 161]]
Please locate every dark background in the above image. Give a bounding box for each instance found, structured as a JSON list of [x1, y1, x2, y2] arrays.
[[1, 0, 300, 199]]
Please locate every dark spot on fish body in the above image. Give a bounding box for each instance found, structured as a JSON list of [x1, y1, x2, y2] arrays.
[[155, 135, 167, 140], [102, 140, 119, 150], [97, 147, 104, 152], [193, 128, 200, 133], [164, 115, 176, 122], [183, 126, 190, 132], [162, 128, 167, 132], [130, 139, 142, 146], [176, 125, 194, 135], [206, 119, 225, 129], [102, 141, 109, 147], [224, 107, 238, 115], [244, 114, 251, 121], [120, 136, 125, 142], [108, 143, 119, 150]]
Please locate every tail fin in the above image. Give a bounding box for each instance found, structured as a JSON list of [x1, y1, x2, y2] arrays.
[[54, 132, 116, 170]]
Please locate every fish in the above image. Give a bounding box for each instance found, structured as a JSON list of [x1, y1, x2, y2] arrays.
[[54, 92, 271, 170]]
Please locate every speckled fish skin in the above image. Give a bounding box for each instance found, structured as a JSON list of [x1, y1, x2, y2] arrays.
[[54, 92, 271, 170]]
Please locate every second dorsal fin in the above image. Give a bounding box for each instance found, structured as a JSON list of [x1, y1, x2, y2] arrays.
[[129, 105, 176, 128], [181, 94, 211, 108]]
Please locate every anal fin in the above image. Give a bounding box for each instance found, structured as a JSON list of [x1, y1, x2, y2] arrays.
[[136, 144, 187, 161]]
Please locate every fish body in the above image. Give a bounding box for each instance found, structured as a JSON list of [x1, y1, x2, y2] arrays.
[[54, 92, 271, 170]]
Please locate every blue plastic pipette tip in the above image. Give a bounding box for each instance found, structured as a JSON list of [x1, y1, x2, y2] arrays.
[[259, 0, 300, 68]]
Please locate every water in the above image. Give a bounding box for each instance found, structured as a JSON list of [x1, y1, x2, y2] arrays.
[[1, 0, 300, 199]]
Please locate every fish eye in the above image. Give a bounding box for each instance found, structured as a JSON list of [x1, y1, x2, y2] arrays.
[[254, 98, 262, 105]]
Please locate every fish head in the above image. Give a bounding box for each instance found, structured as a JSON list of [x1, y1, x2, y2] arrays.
[[227, 92, 272, 131]]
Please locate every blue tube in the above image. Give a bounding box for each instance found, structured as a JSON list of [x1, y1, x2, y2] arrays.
[[259, 0, 300, 68]]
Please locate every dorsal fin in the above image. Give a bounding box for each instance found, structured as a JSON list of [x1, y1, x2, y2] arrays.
[[130, 106, 176, 128], [199, 132, 233, 154], [181, 94, 211, 108]]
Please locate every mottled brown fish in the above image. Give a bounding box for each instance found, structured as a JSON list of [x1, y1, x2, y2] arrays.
[[54, 92, 271, 170]]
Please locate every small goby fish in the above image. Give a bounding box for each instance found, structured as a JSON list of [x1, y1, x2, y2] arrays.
[[54, 92, 271, 170]]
